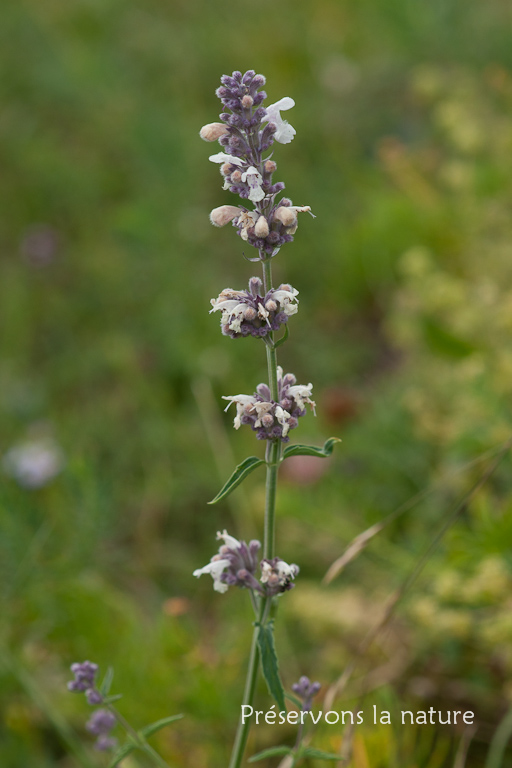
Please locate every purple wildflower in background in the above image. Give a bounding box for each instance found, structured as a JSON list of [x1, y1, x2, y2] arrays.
[[291, 676, 321, 712], [222, 367, 316, 442], [86, 709, 118, 751], [67, 661, 99, 693], [210, 277, 298, 338]]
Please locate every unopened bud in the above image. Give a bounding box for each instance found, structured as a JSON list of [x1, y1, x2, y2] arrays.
[[265, 300, 277, 311], [244, 307, 257, 320], [241, 95, 254, 109], [249, 277, 263, 295], [254, 216, 269, 238], [273, 207, 297, 228], [264, 160, 277, 173], [279, 283, 292, 292], [200, 122, 229, 142], [220, 163, 231, 176], [209, 205, 240, 227], [231, 169, 242, 183], [262, 414, 274, 428]]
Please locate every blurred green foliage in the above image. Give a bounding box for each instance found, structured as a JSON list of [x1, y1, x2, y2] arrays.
[[1, 0, 512, 765]]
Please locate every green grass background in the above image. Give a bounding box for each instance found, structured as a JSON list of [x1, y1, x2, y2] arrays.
[[2, 0, 512, 765]]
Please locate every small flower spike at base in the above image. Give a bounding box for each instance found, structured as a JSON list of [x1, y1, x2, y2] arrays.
[[86, 709, 118, 751], [67, 661, 99, 694], [291, 676, 321, 712], [222, 367, 315, 442], [210, 278, 298, 338]]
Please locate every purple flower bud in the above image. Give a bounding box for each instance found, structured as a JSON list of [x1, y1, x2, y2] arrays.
[[95, 735, 118, 751], [86, 689, 103, 705], [86, 709, 116, 736]]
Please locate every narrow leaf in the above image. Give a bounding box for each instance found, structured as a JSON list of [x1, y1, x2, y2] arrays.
[[249, 746, 292, 762], [300, 746, 344, 761], [103, 694, 123, 705], [273, 324, 289, 349], [107, 743, 137, 768], [208, 457, 265, 504], [282, 437, 341, 460], [99, 667, 114, 697], [140, 714, 184, 738], [257, 622, 286, 712]]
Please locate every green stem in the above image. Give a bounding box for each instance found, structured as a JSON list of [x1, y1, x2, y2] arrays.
[[228, 601, 265, 768], [264, 440, 280, 560], [228, 253, 285, 767]]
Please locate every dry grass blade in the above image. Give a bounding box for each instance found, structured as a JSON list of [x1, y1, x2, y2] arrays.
[[323, 438, 511, 586], [325, 436, 512, 709], [323, 523, 384, 584], [453, 726, 477, 768]]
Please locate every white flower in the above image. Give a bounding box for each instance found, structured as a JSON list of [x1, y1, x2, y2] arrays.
[[222, 394, 257, 429], [257, 302, 271, 325], [260, 558, 299, 585], [237, 210, 259, 241], [274, 405, 292, 436], [216, 529, 241, 550], [252, 401, 274, 427], [263, 97, 296, 144], [2, 437, 64, 489], [208, 152, 244, 166], [193, 557, 231, 593], [288, 384, 316, 414], [241, 167, 265, 202], [272, 285, 299, 315]]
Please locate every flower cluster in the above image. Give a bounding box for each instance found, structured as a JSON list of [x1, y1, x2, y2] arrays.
[[193, 530, 299, 597], [200, 70, 313, 256], [222, 367, 315, 442], [67, 661, 102, 704], [68, 662, 117, 751], [210, 277, 298, 338], [292, 676, 321, 713]]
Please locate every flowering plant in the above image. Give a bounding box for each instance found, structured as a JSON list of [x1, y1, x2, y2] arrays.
[[197, 69, 340, 768]]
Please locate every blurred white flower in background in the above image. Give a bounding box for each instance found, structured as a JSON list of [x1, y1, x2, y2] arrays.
[[2, 428, 64, 489]]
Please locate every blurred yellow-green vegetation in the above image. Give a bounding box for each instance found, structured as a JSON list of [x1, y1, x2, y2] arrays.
[[2, 0, 512, 766]]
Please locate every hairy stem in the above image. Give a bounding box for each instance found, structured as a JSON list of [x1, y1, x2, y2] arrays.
[[228, 254, 284, 767], [228, 601, 265, 768]]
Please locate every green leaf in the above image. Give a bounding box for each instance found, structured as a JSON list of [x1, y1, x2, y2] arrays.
[[107, 742, 137, 768], [273, 324, 289, 349], [103, 694, 122, 705], [249, 746, 293, 762], [140, 714, 184, 738], [208, 457, 265, 504], [257, 621, 286, 712], [282, 437, 341, 460], [99, 666, 114, 697], [300, 746, 344, 761]]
